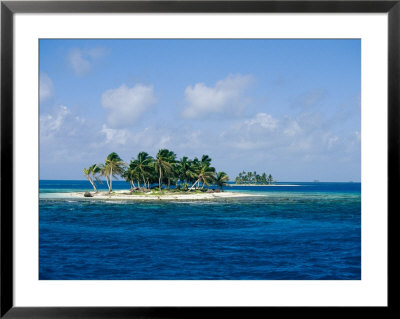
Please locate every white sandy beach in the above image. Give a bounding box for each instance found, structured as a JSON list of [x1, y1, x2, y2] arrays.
[[43, 190, 262, 201]]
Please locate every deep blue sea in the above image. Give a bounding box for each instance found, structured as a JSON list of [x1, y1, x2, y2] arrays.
[[39, 180, 361, 280]]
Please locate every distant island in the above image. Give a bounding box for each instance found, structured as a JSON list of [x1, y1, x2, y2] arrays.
[[234, 170, 276, 185]]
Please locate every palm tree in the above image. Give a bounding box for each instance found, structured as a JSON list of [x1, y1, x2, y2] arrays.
[[166, 150, 177, 189], [82, 164, 101, 193], [124, 160, 141, 189], [146, 168, 159, 189], [215, 171, 229, 191], [177, 156, 188, 185], [176, 157, 192, 187], [133, 152, 154, 189], [201, 154, 212, 167], [261, 172, 267, 184], [98, 164, 110, 191], [192, 155, 215, 188], [189, 162, 216, 191], [154, 149, 172, 191], [103, 152, 126, 193], [267, 174, 275, 185]]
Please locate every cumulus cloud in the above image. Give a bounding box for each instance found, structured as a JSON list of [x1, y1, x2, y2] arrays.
[[244, 113, 278, 131], [40, 105, 71, 138], [95, 124, 175, 153], [283, 120, 302, 136], [40, 105, 92, 142], [221, 111, 347, 161], [67, 47, 107, 76], [182, 74, 254, 119], [101, 84, 157, 129], [40, 105, 102, 169], [100, 125, 130, 145], [225, 112, 280, 151], [40, 73, 54, 102]]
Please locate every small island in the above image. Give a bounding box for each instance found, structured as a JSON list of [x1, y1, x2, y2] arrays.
[[233, 170, 276, 185], [79, 150, 261, 201]]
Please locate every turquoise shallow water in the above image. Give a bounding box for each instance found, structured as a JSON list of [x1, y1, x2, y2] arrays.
[[39, 181, 361, 280]]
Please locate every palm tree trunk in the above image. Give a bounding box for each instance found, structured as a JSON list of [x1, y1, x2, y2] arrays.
[[105, 175, 110, 191], [109, 166, 113, 193], [89, 174, 98, 193], [91, 180, 98, 193], [142, 175, 147, 189], [189, 179, 200, 191], [86, 176, 97, 193], [158, 167, 162, 191]]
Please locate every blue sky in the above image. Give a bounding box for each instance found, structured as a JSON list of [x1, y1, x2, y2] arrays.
[[39, 39, 361, 182]]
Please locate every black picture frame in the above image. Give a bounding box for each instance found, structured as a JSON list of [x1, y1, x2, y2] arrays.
[[1, 1, 396, 317]]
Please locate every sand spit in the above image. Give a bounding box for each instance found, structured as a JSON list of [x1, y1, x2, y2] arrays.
[[46, 190, 263, 201]]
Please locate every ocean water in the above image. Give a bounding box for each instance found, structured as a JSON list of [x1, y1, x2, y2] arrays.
[[39, 180, 361, 280]]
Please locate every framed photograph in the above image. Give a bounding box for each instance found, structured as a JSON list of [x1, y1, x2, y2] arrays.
[[1, 0, 395, 317]]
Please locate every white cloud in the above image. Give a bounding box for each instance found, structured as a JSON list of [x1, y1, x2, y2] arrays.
[[40, 105, 71, 138], [40, 105, 92, 142], [220, 111, 358, 165], [101, 84, 157, 129], [97, 124, 175, 150], [244, 113, 278, 131], [67, 47, 107, 76], [283, 120, 302, 136], [327, 135, 339, 150], [75, 116, 86, 124], [220, 112, 281, 152], [100, 125, 130, 145], [182, 74, 254, 119], [40, 73, 54, 102]]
